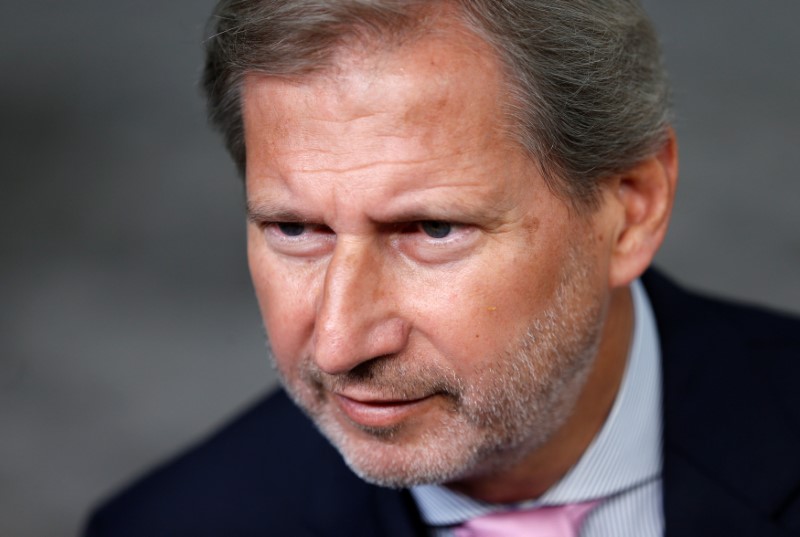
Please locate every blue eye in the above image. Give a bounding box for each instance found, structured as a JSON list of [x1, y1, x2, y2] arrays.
[[277, 222, 306, 237], [420, 221, 452, 239]]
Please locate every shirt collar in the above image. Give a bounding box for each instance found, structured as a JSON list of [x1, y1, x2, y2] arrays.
[[410, 280, 663, 526]]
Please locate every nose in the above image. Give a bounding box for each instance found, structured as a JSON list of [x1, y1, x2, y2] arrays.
[[312, 237, 409, 375]]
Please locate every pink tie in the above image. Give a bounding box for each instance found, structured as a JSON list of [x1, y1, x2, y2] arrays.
[[453, 501, 600, 537]]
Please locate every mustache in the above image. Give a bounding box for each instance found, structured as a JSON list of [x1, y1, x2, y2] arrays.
[[301, 353, 464, 401]]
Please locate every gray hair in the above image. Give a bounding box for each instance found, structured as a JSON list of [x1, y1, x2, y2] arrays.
[[202, 0, 671, 208]]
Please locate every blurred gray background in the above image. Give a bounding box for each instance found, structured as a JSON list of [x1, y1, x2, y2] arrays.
[[1, 1, 798, 535]]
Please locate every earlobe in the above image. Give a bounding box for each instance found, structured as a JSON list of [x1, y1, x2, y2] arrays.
[[607, 129, 679, 288]]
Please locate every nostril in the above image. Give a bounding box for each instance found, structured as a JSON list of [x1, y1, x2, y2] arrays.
[[312, 315, 410, 376], [312, 327, 352, 375]]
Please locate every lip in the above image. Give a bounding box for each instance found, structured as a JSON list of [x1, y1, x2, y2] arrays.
[[333, 392, 435, 429]]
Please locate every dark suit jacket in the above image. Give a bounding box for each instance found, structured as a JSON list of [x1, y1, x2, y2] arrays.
[[84, 271, 800, 536]]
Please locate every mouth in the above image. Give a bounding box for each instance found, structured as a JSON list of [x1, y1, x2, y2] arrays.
[[332, 392, 436, 429]]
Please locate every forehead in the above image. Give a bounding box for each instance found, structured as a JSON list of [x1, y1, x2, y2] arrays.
[[240, 22, 513, 160], [238, 21, 557, 228]]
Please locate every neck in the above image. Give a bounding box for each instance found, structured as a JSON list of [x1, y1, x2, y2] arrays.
[[446, 286, 634, 503]]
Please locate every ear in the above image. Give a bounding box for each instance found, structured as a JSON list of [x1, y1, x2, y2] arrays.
[[606, 129, 678, 288]]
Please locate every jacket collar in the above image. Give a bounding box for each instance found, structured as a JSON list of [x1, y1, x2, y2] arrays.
[[643, 269, 800, 535]]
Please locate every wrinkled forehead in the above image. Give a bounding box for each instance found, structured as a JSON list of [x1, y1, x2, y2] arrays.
[[240, 26, 513, 163], [238, 25, 548, 224]]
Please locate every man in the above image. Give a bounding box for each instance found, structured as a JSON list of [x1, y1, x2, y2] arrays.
[[85, 1, 800, 535]]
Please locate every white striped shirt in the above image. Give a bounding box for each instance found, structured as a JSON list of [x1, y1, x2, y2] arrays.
[[410, 280, 663, 536]]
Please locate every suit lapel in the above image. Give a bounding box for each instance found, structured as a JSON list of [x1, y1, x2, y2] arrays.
[[300, 454, 426, 537], [643, 270, 800, 536], [371, 488, 429, 537]]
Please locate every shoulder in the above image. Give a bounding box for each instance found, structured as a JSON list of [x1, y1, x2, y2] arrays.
[[642, 268, 800, 348], [84, 390, 407, 536], [643, 268, 800, 427], [643, 268, 800, 391], [644, 269, 800, 534]]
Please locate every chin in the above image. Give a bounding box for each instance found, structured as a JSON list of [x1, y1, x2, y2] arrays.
[[306, 398, 553, 489], [317, 414, 486, 488]]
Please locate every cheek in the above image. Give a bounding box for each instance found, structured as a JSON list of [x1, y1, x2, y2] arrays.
[[400, 262, 533, 366], [248, 236, 319, 365], [409, 237, 568, 369]]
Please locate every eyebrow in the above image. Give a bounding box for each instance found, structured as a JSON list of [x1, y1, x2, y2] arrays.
[[374, 189, 514, 227], [246, 197, 510, 228], [385, 203, 503, 224], [246, 201, 310, 224]]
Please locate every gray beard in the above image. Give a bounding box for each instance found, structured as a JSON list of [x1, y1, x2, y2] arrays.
[[272, 247, 606, 489]]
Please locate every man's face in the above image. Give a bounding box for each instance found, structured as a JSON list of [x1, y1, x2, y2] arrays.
[[243, 30, 614, 487]]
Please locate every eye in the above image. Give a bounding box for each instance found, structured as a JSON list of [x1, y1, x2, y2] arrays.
[[277, 222, 306, 237], [393, 220, 478, 264], [258, 221, 335, 258], [420, 221, 452, 239]]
